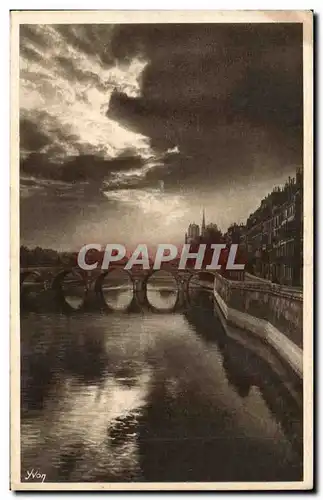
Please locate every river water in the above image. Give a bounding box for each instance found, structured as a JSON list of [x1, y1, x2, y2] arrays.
[[20, 287, 303, 483]]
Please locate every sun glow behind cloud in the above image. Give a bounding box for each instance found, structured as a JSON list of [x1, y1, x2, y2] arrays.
[[20, 25, 151, 161], [20, 24, 302, 251], [19, 25, 189, 248], [104, 188, 189, 226]]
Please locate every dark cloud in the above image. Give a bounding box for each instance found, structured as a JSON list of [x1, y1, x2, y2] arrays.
[[107, 23, 303, 187], [53, 25, 115, 66], [20, 151, 146, 184], [20, 24, 52, 51], [20, 110, 151, 197], [19, 44, 43, 65], [20, 118, 51, 152], [19, 22, 304, 249], [20, 112, 80, 156]]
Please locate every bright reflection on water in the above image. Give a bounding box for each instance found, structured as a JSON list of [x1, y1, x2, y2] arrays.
[[20, 310, 302, 483], [146, 270, 178, 310], [101, 269, 133, 310], [61, 272, 85, 310]]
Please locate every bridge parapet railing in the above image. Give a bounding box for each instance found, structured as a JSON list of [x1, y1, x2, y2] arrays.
[[214, 273, 303, 349]]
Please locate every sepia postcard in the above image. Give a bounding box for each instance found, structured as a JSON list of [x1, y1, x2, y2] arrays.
[[10, 10, 313, 491]]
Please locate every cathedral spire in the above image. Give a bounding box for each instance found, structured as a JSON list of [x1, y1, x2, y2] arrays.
[[202, 208, 206, 234]]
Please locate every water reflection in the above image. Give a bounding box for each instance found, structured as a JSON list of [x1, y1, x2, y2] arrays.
[[20, 308, 302, 483], [20, 272, 44, 308], [60, 271, 86, 310], [187, 272, 214, 307], [185, 303, 303, 461], [99, 269, 133, 311], [146, 270, 178, 310]]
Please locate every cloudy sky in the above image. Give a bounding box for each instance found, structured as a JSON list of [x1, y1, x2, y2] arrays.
[[20, 23, 303, 251]]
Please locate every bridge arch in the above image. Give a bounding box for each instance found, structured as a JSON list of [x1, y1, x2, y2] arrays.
[[141, 269, 181, 313], [20, 270, 42, 287], [20, 270, 44, 309], [93, 267, 136, 312], [51, 268, 88, 312]]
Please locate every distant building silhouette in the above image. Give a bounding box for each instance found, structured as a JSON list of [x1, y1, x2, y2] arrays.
[[185, 223, 200, 244], [230, 168, 303, 286]]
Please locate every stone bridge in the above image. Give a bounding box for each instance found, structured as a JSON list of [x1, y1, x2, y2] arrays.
[[20, 265, 303, 379], [20, 266, 216, 314]]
